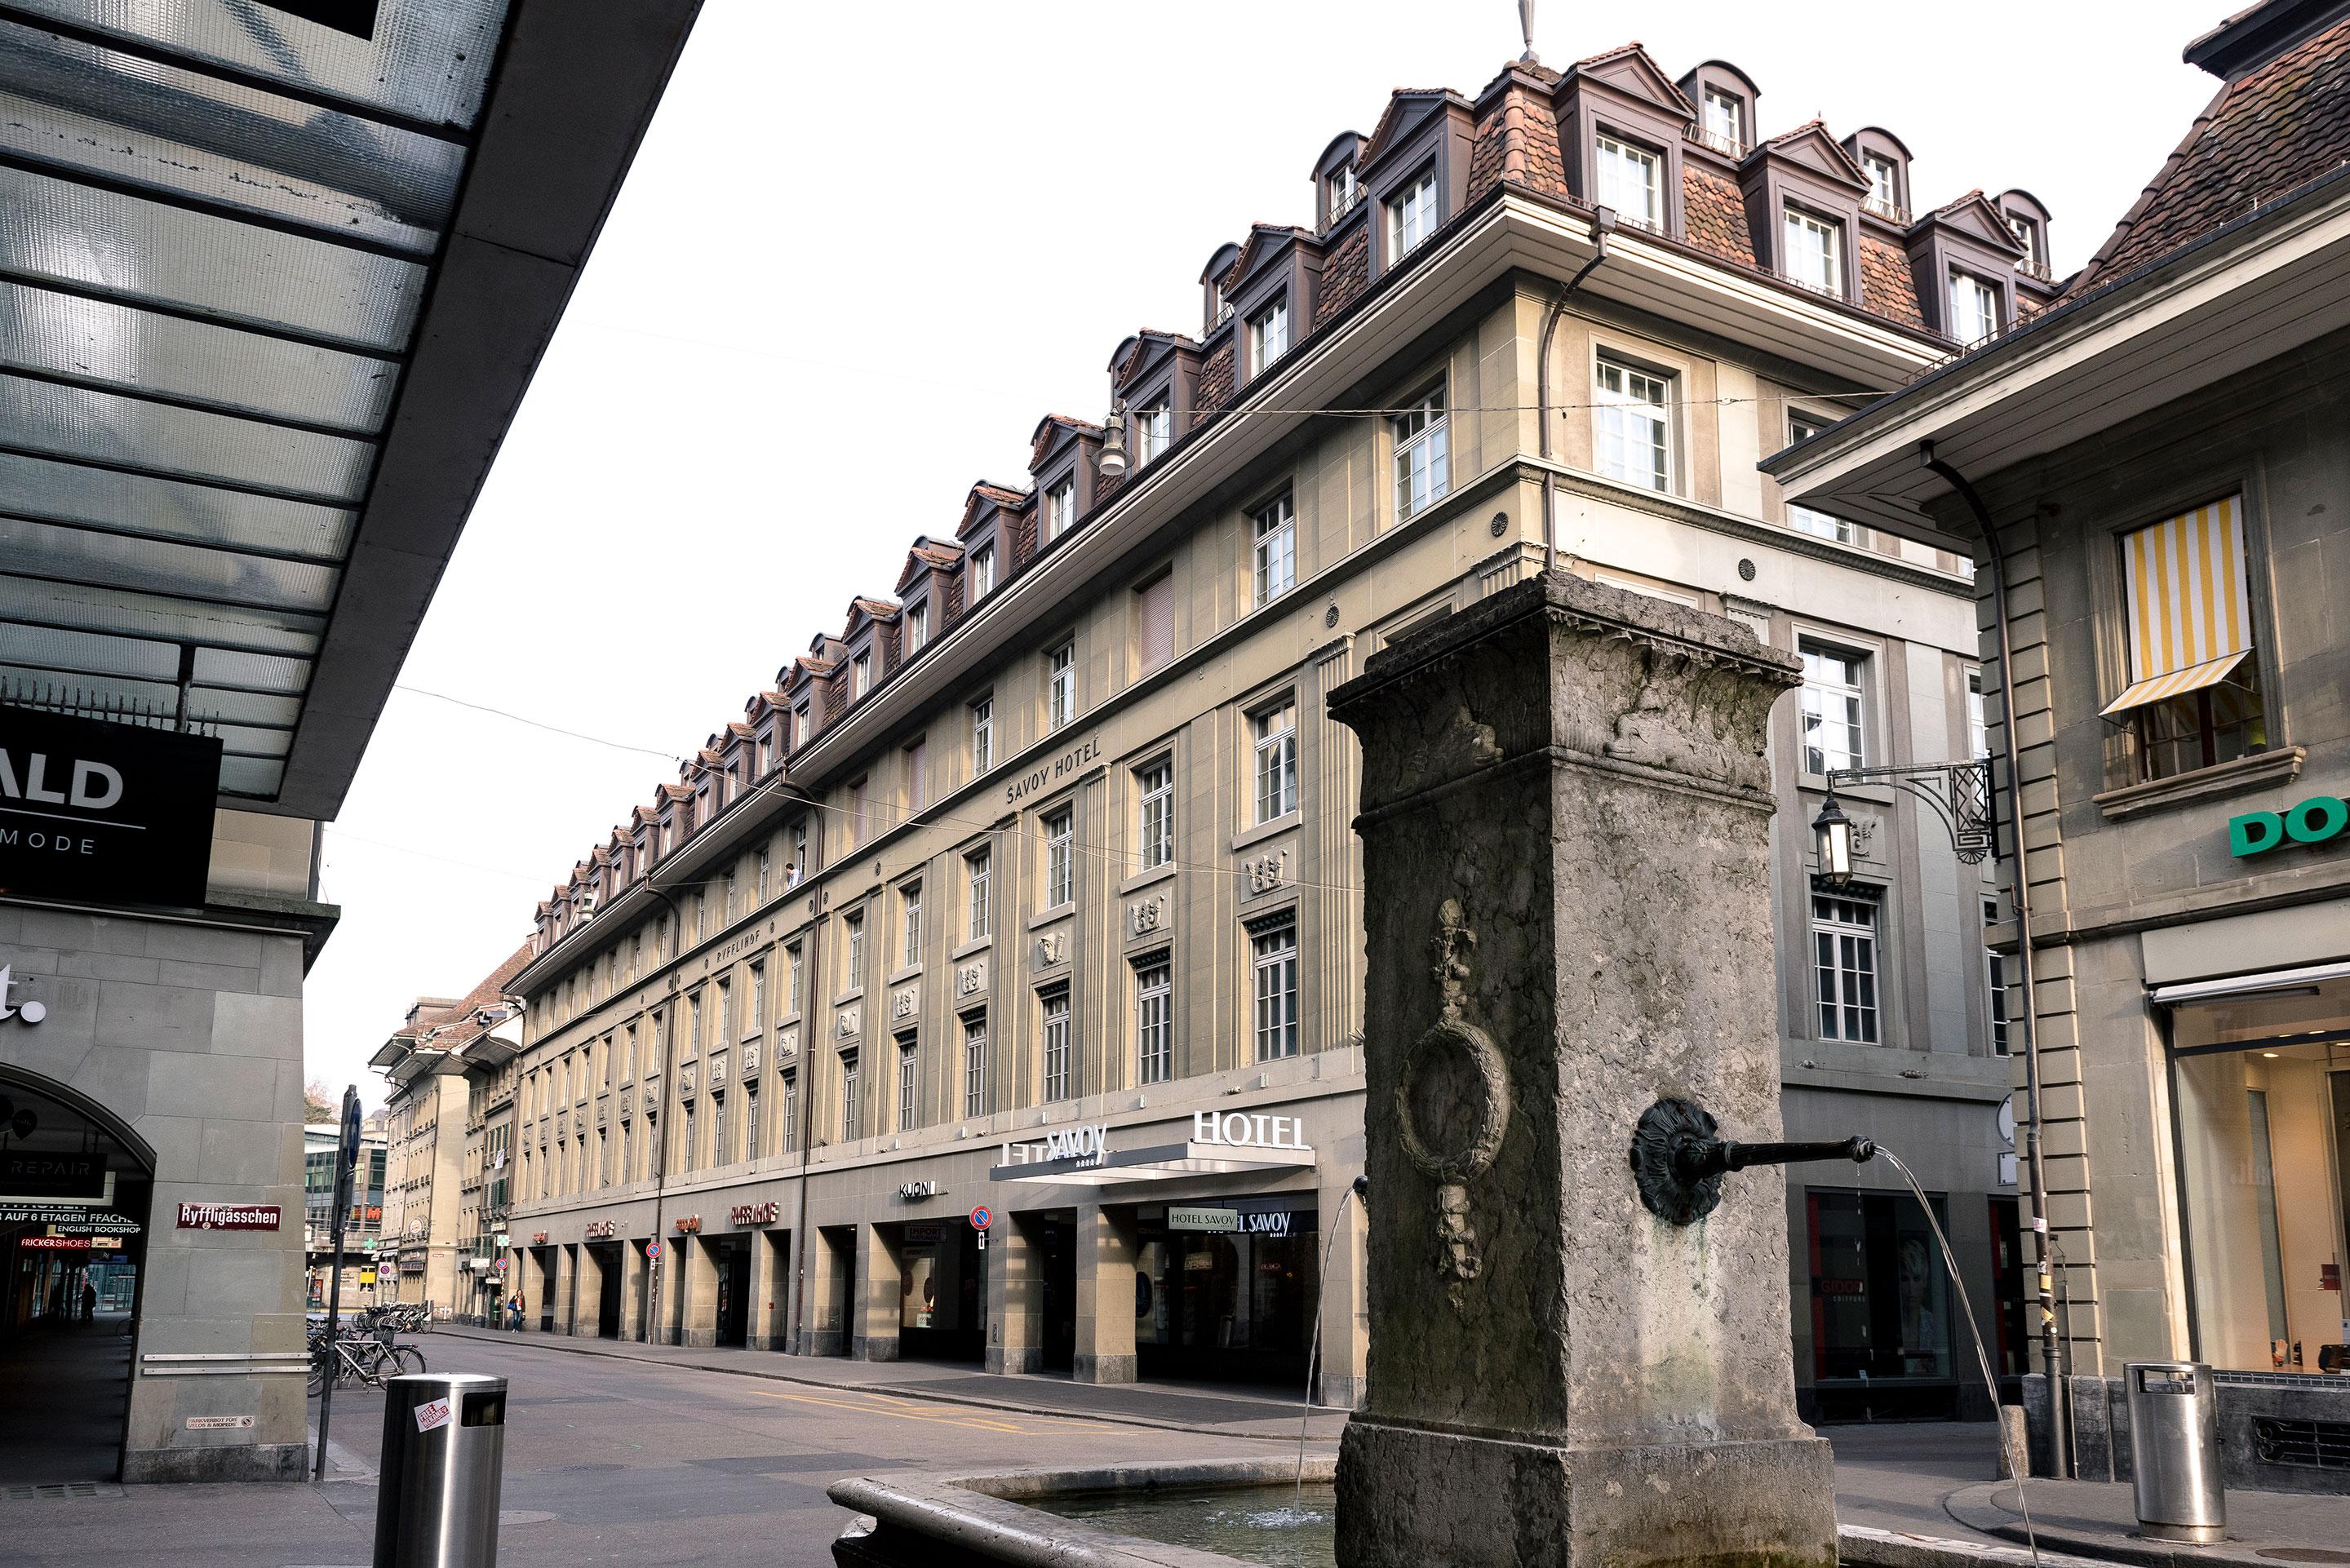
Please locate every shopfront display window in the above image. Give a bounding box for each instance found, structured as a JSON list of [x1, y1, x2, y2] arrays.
[[1133, 1201, 1317, 1386], [2166, 968, 2350, 1374], [1806, 1188, 1956, 1420]]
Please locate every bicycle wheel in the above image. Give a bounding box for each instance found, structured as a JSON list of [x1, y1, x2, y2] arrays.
[[388, 1346, 426, 1376], [308, 1352, 326, 1400]]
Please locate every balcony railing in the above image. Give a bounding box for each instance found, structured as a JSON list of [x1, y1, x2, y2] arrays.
[[1685, 124, 1746, 158], [1862, 194, 1911, 225], [2016, 256, 2053, 283]]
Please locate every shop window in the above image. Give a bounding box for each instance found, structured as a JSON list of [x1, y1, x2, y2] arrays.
[[2102, 496, 2267, 782], [2166, 970, 2350, 1373], [1135, 1205, 1319, 1385], [1806, 1189, 1957, 1419]]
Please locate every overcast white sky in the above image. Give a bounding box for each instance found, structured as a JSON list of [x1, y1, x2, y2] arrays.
[[304, 0, 2235, 1105]]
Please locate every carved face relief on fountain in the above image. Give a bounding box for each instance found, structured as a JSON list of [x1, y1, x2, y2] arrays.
[[1394, 897, 1510, 1310]]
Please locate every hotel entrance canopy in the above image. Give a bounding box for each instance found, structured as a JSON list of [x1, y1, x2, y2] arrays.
[[0, 0, 697, 816]]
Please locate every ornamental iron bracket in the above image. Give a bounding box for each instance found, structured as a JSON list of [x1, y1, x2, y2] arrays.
[[1827, 758, 1995, 862]]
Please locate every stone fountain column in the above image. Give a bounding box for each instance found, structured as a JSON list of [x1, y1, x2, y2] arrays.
[[1326, 572, 1832, 1568]]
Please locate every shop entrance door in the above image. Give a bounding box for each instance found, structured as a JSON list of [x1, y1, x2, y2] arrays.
[[713, 1236, 750, 1349], [0, 1068, 153, 1485], [535, 1248, 557, 1333], [594, 1243, 622, 1340], [1039, 1214, 1075, 1374], [897, 1220, 984, 1364]]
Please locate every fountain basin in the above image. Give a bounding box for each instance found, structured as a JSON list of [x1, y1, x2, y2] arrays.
[[830, 1455, 1339, 1567]]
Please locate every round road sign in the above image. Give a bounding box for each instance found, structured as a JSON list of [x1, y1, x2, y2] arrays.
[[969, 1206, 992, 1229], [646, 1240, 663, 1260]]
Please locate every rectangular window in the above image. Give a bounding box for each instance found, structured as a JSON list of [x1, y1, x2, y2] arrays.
[[848, 777, 869, 846], [756, 848, 771, 904], [781, 1070, 797, 1151], [2108, 497, 2265, 782], [1800, 644, 1867, 775], [791, 706, 809, 751], [1812, 895, 1881, 1043], [906, 738, 927, 810], [1253, 494, 1295, 605], [1046, 477, 1076, 543], [1966, 670, 1989, 760], [1784, 412, 1854, 542], [845, 911, 865, 980], [784, 942, 803, 1015], [1862, 151, 1901, 218], [1048, 643, 1076, 730], [970, 696, 994, 773], [897, 1038, 918, 1131], [1949, 271, 1999, 346], [1390, 386, 1448, 519], [1253, 699, 1299, 823], [685, 994, 702, 1060], [1701, 88, 1743, 153], [962, 1016, 988, 1118], [1137, 572, 1174, 672], [681, 1103, 696, 1173], [1136, 960, 1173, 1085], [904, 600, 928, 653], [1594, 135, 1660, 229], [790, 822, 809, 886], [1044, 808, 1075, 909], [902, 883, 922, 964], [1247, 297, 1288, 375], [1594, 360, 1670, 491], [747, 963, 765, 1035], [1253, 924, 1301, 1061], [1982, 897, 2010, 1056], [967, 848, 992, 940], [1387, 166, 1438, 255], [851, 650, 872, 698], [1326, 162, 1361, 221], [618, 1121, 630, 1185], [1135, 401, 1171, 463], [840, 1052, 860, 1142], [971, 542, 996, 599], [1041, 992, 1072, 1101], [743, 1084, 760, 1160], [1784, 206, 1842, 295], [1137, 760, 1173, 870], [711, 1089, 729, 1167]]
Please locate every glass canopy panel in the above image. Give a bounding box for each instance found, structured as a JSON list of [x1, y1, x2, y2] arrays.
[[0, 374, 375, 500], [0, 664, 184, 718], [0, 20, 460, 254], [0, 166, 427, 352], [218, 755, 284, 796], [11, 1, 509, 131], [192, 647, 311, 696], [0, 574, 323, 658], [0, 517, 339, 614], [0, 452, 355, 560], [186, 687, 302, 727], [0, 282, 402, 435], [212, 722, 291, 758], [0, 619, 180, 680]]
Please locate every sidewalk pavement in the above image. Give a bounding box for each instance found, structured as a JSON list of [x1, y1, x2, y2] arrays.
[[1947, 1478, 2350, 1568]]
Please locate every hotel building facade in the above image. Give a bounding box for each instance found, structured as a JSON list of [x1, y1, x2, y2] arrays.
[[481, 41, 2060, 1420]]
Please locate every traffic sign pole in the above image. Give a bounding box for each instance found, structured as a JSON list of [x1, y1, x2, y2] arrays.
[[314, 1085, 362, 1481]]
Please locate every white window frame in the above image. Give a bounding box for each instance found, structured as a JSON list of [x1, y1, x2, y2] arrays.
[[1047, 642, 1077, 730], [970, 696, 994, 773], [904, 600, 928, 653], [1136, 959, 1173, 1085], [1390, 385, 1448, 519], [1700, 88, 1744, 153], [850, 649, 872, 698], [1044, 808, 1075, 909], [970, 541, 995, 599], [1966, 669, 1989, 760], [1949, 270, 1999, 347], [1811, 895, 1881, 1043], [1040, 991, 1072, 1102], [967, 848, 991, 940], [1387, 165, 1438, 256], [1983, 897, 2011, 1056], [1247, 297, 1289, 375], [1253, 698, 1299, 824], [1799, 642, 1868, 776], [1252, 923, 1300, 1061], [1594, 135, 1661, 229], [845, 910, 865, 978], [1137, 759, 1173, 870], [1252, 494, 1296, 605], [1862, 151, 1901, 218], [901, 882, 922, 964], [961, 1016, 988, 1118], [1784, 412, 1853, 542], [1327, 162, 1361, 222], [1046, 477, 1076, 542], [840, 1051, 860, 1142], [1135, 401, 1171, 463], [896, 1038, 917, 1132], [1783, 205, 1842, 295], [1594, 357, 1672, 492]]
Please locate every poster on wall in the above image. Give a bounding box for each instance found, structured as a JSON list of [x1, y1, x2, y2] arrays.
[[0, 706, 221, 909]]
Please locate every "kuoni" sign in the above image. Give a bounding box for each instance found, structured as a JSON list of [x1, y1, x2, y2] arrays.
[[2229, 795, 2348, 858]]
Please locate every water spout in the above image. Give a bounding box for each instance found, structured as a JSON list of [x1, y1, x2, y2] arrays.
[[1297, 1174, 1368, 1513]]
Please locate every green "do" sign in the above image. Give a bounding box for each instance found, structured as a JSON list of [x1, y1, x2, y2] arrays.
[[2229, 794, 2350, 857]]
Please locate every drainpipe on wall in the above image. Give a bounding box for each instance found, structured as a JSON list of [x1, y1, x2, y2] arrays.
[[637, 885, 683, 1345], [787, 884, 824, 1354], [1537, 206, 1616, 573], [1921, 441, 2068, 1480]]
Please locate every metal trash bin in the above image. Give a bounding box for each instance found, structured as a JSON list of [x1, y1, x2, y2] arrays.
[[2126, 1361, 2224, 1544], [375, 1373, 508, 1568]]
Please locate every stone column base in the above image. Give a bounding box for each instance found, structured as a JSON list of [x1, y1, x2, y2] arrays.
[[1073, 1352, 1136, 1384], [853, 1332, 900, 1362], [985, 1346, 1040, 1375], [1336, 1418, 1837, 1568]]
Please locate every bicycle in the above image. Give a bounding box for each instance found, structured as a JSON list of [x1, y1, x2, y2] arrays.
[[307, 1327, 426, 1397]]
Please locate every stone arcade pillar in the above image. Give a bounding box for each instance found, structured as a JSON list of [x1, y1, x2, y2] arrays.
[[853, 1224, 902, 1362], [1072, 1203, 1138, 1384], [619, 1241, 648, 1341], [984, 1212, 1044, 1375], [750, 1229, 789, 1350], [681, 1235, 720, 1348], [1327, 574, 1833, 1568], [574, 1244, 605, 1337], [551, 1245, 576, 1335]]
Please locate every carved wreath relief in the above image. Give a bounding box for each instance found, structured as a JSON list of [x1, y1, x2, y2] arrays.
[[1394, 897, 1512, 1311]]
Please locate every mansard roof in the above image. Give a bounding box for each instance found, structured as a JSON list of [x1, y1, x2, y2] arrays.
[[1563, 41, 1696, 119], [1913, 188, 2029, 253], [1747, 119, 1871, 190]]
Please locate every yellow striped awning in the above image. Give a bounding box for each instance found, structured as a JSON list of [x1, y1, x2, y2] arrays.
[[2101, 495, 2252, 717]]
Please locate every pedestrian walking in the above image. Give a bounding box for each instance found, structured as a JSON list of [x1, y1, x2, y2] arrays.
[[508, 1294, 523, 1331], [82, 1278, 96, 1322]]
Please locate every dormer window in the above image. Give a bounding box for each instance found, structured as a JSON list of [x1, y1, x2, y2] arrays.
[[970, 541, 995, 599], [757, 729, 774, 777], [791, 704, 809, 747], [1949, 270, 1999, 346], [1594, 135, 1661, 230], [1783, 205, 1842, 295], [2006, 212, 2044, 274], [1045, 478, 1075, 542], [1247, 298, 1288, 375], [1861, 152, 1903, 221], [1208, 277, 1232, 327], [1135, 401, 1171, 463], [1387, 166, 1438, 257], [851, 650, 871, 698], [904, 600, 928, 654], [1327, 162, 1362, 222], [1700, 88, 1744, 155]]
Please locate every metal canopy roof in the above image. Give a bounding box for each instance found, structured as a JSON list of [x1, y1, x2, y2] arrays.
[[0, 0, 698, 816]]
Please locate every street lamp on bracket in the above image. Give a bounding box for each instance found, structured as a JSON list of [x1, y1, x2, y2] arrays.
[[1810, 758, 1996, 887]]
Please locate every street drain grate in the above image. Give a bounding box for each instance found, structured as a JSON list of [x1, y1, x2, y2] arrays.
[[0, 1482, 123, 1501]]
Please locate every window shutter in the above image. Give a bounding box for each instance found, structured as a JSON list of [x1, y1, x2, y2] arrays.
[[1139, 574, 1175, 671]]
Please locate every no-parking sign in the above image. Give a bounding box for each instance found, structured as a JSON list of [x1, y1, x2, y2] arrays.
[[646, 1240, 663, 1260], [969, 1206, 991, 1229]]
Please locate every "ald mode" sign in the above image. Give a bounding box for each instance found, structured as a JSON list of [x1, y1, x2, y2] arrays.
[[0, 706, 221, 908], [2229, 794, 2349, 858]]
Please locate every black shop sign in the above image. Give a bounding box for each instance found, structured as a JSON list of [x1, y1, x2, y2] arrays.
[[0, 706, 220, 909]]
